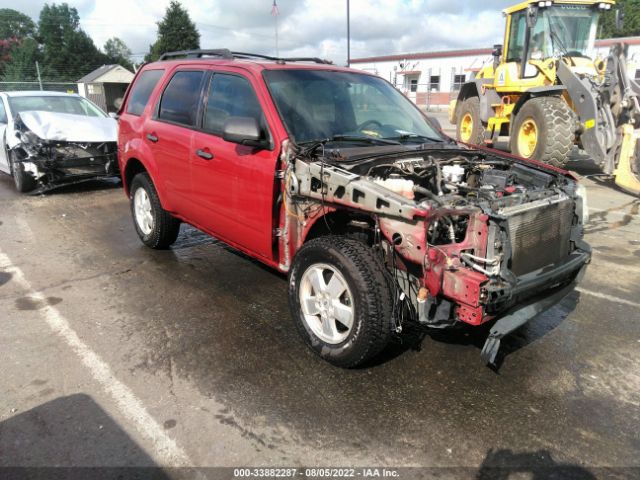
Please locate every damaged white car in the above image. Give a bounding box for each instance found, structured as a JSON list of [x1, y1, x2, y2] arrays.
[[0, 91, 119, 193]]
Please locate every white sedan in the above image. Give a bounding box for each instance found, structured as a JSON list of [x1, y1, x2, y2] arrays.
[[0, 91, 118, 193]]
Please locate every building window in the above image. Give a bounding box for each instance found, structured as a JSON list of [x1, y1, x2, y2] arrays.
[[429, 75, 440, 92], [635, 69, 640, 81], [453, 74, 466, 91], [410, 79, 418, 92]]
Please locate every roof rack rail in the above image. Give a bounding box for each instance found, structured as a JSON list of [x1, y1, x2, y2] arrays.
[[158, 49, 234, 61], [158, 49, 333, 65]]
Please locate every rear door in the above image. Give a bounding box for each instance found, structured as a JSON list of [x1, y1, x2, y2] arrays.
[[190, 70, 279, 260], [144, 68, 207, 213]]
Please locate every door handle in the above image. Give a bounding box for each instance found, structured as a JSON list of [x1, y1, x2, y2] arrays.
[[146, 133, 159, 143], [196, 149, 214, 160]]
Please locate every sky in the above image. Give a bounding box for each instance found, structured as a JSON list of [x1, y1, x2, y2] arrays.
[[1, 0, 517, 64]]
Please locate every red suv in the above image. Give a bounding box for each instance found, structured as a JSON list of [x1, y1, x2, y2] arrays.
[[118, 49, 591, 368]]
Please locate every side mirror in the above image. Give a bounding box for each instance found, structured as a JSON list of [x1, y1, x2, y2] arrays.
[[222, 116, 267, 148], [492, 44, 503, 58]]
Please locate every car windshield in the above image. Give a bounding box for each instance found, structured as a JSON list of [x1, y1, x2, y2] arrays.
[[8, 95, 107, 118], [530, 5, 599, 59], [263, 69, 444, 145]]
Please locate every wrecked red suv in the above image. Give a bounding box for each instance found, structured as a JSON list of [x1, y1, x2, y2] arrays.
[[117, 49, 591, 368]]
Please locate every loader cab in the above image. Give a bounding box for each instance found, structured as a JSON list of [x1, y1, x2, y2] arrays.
[[496, 0, 611, 88]]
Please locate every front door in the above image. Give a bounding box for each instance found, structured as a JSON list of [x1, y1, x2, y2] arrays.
[[0, 98, 10, 174], [190, 71, 278, 261]]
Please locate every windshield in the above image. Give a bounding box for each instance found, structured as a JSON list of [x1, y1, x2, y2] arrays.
[[530, 5, 599, 59], [263, 69, 443, 145], [8, 95, 107, 118]]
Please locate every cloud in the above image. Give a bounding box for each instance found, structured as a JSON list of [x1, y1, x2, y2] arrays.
[[2, 0, 516, 64]]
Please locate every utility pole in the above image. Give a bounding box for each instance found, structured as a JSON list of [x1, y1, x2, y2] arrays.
[[35, 61, 43, 91], [346, 0, 351, 67], [271, 0, 280, 57]]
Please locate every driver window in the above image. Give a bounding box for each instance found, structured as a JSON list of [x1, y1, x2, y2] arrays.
[[0, 101, 7, 124], [203, 73, 265, 135], [507, 11, 527, 63]]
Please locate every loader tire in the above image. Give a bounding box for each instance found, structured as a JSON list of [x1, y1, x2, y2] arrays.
[[510, 96, 574, 168], [456, 97, 486, 145]]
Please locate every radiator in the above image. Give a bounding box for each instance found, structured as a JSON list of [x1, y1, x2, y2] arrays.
[[500, 194, 574, 276]]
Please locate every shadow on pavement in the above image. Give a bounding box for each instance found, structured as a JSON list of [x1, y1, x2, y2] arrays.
[[0, 394, 170, 479], [476, 449, 597, 479]]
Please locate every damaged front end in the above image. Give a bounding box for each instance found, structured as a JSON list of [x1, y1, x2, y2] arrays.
[[278, 141, 591, 365], [11, 112, 119, 193]]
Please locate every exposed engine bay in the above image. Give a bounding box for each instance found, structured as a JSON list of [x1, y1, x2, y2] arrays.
[[9, 112, 119, 193], [281, 144, 590, 348]]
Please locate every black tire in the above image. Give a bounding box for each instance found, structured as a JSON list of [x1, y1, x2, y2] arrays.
[[10, 151, 37, 193], [456, 96, 486, 145], [510, 96, 574, 168], [130, 172, 180, 249], [288, 235, 394, 368]]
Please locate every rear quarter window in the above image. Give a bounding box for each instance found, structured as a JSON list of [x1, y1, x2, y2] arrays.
[[126, 69, 165, 116]]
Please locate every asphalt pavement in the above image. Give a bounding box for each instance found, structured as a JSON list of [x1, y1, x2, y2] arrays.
[[0, 121, 639, 478]]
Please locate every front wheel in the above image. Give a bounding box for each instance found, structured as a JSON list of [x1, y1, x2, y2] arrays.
[[130, 172, 180, 249], [288, 236, 393, 368], [10, 151, 37, 193]]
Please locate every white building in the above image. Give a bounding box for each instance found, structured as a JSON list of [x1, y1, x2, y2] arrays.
[[351, 37, 640, 109]]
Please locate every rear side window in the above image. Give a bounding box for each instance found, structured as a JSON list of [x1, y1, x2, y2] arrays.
[[203, 74, 264, 134], [126, 69, 165, 116], [158, 70, 205, 126]]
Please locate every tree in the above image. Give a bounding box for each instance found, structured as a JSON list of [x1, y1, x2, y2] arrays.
[[104, 37, 133, 71], [146, 1, 199, 62], [1, 37, 40, 81], [37, 3, 108, 81], [0, 8, 36, 39], [0, 8, 36, 74], [598, 0, 640, 39]]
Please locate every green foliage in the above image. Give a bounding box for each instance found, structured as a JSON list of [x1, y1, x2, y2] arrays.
[[0, 8, 36, 39], [104, 37, 133, 71], [146, 1, 200, 62], [1, 38, 40, 81], [37, 3, 108, 81], [598, 0, 640, 38]]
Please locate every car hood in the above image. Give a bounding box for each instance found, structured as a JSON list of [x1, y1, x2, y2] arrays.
[[17, 111, 117, 143]]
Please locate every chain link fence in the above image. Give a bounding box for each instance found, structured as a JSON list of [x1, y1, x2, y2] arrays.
[[0, 81, 79, 93]]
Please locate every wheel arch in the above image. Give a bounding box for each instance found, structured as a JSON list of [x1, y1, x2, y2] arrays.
[[121, 156, 171, 210], [510, 86, 567, 133], [301, 210, 376, 246]]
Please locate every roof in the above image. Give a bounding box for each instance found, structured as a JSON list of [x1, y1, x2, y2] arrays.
[[350, 37, 640, 64], [350, 48, 493, 64], [503, 0, 614, 15], [77, 64, 133, 83], [0, 91, 80, 98]]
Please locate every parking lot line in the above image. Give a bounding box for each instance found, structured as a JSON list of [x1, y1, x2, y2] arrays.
[[576, 287, 640, 309], [0, 249, 192, 467]]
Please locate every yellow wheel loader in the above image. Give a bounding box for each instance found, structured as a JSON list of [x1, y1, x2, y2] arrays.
[[449, 0, 640, 195]]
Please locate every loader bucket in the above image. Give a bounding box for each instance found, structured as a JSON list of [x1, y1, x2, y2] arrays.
[[613, 125, 640, 196]]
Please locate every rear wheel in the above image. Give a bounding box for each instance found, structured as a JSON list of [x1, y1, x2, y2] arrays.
[[288, 236, 393, 368], [130, 172, 180, 249], [456, 97, 486, 145], [510, 96, 574, 168], [10, 151, 37, 193]]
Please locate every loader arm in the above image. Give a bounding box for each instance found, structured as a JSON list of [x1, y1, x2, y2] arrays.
[[558, 43, 640, 195]]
